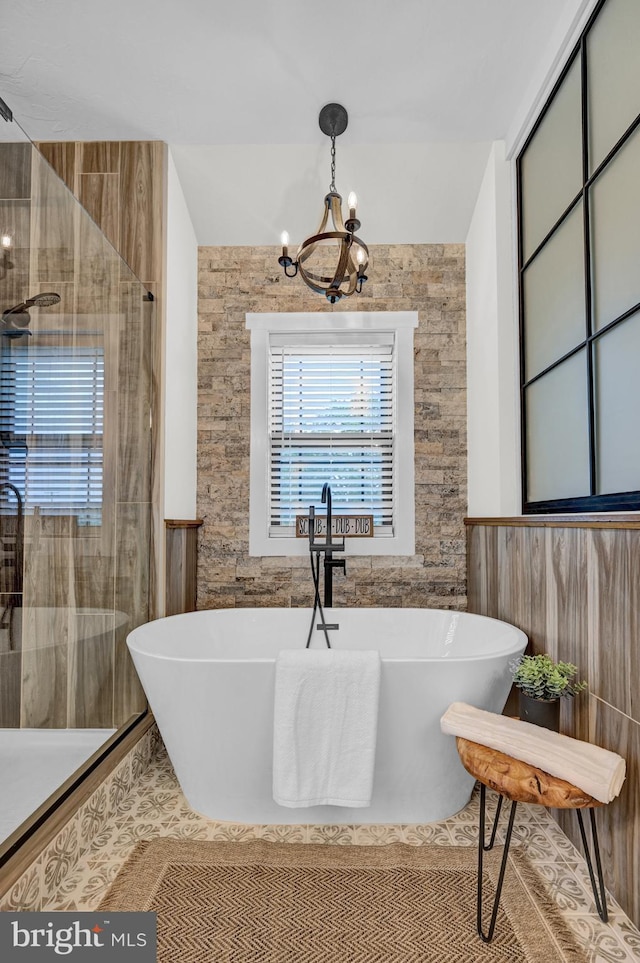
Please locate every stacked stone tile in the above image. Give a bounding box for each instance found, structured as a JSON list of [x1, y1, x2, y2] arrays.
[[197, 244, 467, 611]]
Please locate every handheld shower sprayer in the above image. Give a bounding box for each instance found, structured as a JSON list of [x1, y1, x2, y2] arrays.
[[1, 292, 61, 338]]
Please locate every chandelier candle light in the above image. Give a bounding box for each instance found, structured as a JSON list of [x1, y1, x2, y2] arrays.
[[278, 103, 369, 304]]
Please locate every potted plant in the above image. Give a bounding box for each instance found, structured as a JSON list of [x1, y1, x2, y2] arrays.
[[511, 653, 587, 731]]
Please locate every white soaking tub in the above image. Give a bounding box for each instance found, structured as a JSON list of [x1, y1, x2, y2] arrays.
[[127, 608, 526, 825]]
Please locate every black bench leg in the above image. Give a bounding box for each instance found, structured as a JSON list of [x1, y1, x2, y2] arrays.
[[477, 783, 518, 942], [576, 808, 608, 922]]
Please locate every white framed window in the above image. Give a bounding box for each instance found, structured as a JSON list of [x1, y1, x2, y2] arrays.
[[247, 312, 417, 557]]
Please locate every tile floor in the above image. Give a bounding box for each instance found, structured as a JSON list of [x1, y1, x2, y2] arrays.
[[39, 742, 640, 963]]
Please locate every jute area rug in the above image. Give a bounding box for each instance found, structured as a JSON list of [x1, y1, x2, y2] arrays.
[[99, 838, 587, 963]]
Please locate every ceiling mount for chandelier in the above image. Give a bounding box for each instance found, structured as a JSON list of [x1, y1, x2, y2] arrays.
[[278, 103, 369, 304]]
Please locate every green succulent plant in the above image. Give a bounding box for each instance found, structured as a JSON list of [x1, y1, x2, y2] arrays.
[[511, 653, 587, 701]]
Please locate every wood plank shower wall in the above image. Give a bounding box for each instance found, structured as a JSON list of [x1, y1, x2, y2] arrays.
[[0, 139, 165, 728], [466, 516, 640, 926], [38, 140, 166, 628]]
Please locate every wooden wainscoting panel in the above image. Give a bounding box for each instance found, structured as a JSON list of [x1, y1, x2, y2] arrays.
[[558, 697, 640, 927], [165, 521, 202, 617], [465, 524, 498, 618], [467, 518, 640, 927], [587, 529, 634, 719], [545, 527, 590, 741], [496, 525, 544, 644]]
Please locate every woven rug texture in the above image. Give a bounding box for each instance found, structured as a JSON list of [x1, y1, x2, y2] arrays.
[[99, 838, 587, 963]]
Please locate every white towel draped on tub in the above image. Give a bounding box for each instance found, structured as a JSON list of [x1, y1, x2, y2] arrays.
[[440, 701, 626, 804], [273, 649, 381, 808]]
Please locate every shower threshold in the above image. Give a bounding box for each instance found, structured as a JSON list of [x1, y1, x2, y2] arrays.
[[0, 728, 116, 845]]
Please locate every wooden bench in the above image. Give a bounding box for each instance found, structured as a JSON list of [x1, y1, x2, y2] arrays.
[[456, 736, 608, 942]]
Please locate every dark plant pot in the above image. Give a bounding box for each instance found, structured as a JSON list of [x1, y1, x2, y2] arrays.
[[518, 692, 560, 732]]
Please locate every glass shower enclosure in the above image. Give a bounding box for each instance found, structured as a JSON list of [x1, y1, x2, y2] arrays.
[[0, 112, 153, 848]]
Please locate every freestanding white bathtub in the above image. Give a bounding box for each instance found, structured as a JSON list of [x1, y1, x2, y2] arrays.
[[127, 608, 527, 825]]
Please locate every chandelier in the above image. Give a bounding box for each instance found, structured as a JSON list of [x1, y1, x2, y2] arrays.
[[278, 104, 369, 304]]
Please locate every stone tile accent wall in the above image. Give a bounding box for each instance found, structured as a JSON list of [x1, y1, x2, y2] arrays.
[[197, 244, 467, 610]]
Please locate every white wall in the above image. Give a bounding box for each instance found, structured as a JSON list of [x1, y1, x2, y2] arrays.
[[169, 142, 492, 245], [465, 141, 520, 516], [506, 0, 599, 157], [164, 150, 198, 519]]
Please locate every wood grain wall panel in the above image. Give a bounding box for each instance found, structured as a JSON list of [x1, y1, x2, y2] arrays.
[[146, 281, 163, 620], [20, 607, 71, 728], [0, 200, 31, 311], [35, 143, 75, 193], [9, 140, 164, 732], [21, 515, 77, 727], [74, 206, 120, 317], [0, 143, 32, 199], [496, 526, 533, 638], [113, 503, 150, 723], [72, 554, 114, 613], [465, 525, 498, 617], [0, 598, 21, 727], [76, 173, 120, 253], [117, 296, 152, 503], [118, 142, 163, 286], [544, 527, 590, 740], [0, 650, 21, 727], [587, 529, 633, 718], [29, 151, 76, 285], [558, 697, 640, 926], [165, 522, 201, 616], [467, 518, 640, 927], [34, 139, 166, 622], [69, 618, 114, 728], [76, 142, 120, 175], [113, 621, 146, 725], [592, 700, 640, 927]]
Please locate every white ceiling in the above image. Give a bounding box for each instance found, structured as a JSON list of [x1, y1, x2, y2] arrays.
[[0, 0, 587, 243]]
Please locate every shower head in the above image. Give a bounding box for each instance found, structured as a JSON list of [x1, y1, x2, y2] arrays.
[[28, 292, 61, 308], [1, 292, 61, 338], [3, 292, 61, 316]]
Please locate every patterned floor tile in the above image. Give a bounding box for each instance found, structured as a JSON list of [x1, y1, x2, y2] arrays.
[[30, 751, 640, 963], [307, 824, 359, 845], [353, 824, 404, 846], [207, 822, 266, 843], [401, 822, 455, 846], [259, 824, 308, 845]]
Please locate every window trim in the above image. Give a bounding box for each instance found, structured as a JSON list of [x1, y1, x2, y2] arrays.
[[246, 312, 417, 557]]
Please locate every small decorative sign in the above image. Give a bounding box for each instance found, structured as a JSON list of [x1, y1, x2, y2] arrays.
[[296, 514, 374, 538]]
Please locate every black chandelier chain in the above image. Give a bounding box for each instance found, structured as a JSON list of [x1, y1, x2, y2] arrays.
[[330, 135, 336, 193], [278, 104, 369, 303]]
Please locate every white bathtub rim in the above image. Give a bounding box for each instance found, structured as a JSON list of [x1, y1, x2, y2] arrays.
[[127, 608, 527, 664]]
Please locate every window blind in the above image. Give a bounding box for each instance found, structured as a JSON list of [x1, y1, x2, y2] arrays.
[[0, 344, 104, 525], [268, 332, 395, 535]]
